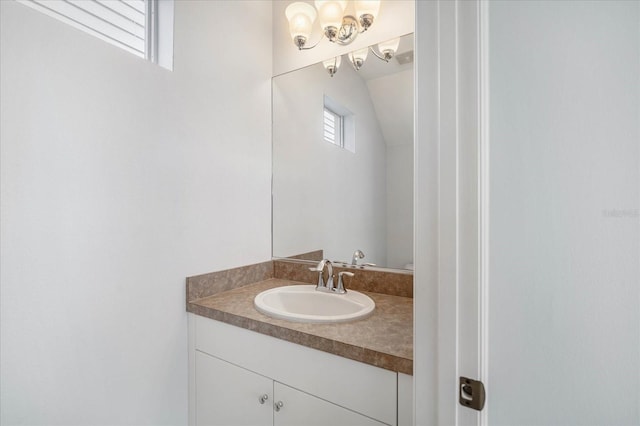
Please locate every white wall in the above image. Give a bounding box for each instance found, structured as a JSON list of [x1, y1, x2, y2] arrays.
[[272, 62, 388, 265], [272, 0, 414, 76], [0, 1, 272, 424], [367, 70, 414, 268], [488, 1, 639, 424]]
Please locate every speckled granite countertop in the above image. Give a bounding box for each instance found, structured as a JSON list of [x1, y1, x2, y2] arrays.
[[188, 278, 413, 375]]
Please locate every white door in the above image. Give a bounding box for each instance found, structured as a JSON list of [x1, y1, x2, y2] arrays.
[[483, 1, 639, 424], [416, 1, 639, 425], [272, 382, 386, 426], [195, 351, 272, 426]]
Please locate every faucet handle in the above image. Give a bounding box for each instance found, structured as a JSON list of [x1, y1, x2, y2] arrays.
[[336, 271, 354, 294], [309, 266, 325, 288]]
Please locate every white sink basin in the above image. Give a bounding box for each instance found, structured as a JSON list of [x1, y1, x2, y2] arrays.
[[254, 285, 375, 323]]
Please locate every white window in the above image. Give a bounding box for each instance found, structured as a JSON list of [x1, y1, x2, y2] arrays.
[[17, 0, 174, 70], [323, 95, 355, 153]]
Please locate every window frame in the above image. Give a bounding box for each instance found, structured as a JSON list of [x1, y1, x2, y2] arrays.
[[16, 0, 174, 70]]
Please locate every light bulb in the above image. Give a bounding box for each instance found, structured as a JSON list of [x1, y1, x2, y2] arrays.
[[315, 0, 347, 31], [377, 37, 400, 61], [285, 2, 317, 49], [354, 0, 380, 30], [348, 47, 369, 70]]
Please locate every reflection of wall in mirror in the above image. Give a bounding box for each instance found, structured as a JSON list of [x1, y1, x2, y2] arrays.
[[273, 56, 415, 269], [367, 69, 414, 269], [273, 61, 388, 266]]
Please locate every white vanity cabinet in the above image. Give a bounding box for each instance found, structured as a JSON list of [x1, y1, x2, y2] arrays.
[[189, 314, 406, 426], [273, 382, 385, 426], [196, 351, 272, 425], [196, 350, 384, 426]]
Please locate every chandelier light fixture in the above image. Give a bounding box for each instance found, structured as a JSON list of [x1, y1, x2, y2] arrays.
[[347, 47, 369, 70], [323, 55, 342, 77], [285, 1, 402, 77], [323, 36, 400, 77], [372, 36, 400, 61], [285, 1, 381, 50]]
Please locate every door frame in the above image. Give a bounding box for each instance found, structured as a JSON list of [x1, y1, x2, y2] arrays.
[[414, 1, 490, 424]]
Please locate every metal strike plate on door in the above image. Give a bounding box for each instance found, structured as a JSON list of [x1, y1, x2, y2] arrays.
[[459, 376, 485, 411]]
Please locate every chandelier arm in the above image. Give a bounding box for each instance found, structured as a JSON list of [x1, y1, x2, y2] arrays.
[[368, 46, 389, 62], [298, 32, 326, 50]]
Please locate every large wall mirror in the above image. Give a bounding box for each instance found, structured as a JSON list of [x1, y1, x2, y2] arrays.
[[272, 33, 414, 271]]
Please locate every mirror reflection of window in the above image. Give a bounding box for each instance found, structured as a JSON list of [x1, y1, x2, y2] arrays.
[[323, 107, 342, 146], [323, 95, 355, 153]]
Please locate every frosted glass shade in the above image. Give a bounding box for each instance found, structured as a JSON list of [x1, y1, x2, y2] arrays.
[[322, 55, 342, 69], [378, 37, 400, 55], [355, 0, 380, 19], [315, 0, 347, 29], [285, 2, 317, 42], [348, 47, 369, 62]]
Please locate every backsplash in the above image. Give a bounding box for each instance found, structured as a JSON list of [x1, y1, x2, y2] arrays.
[[273, 260, 413, 298], [187, 259, 413, 303], [186, 261, 273, 302]]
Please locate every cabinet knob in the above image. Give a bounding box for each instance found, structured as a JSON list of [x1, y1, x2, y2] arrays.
[[274, 401, 284, 412], [258, 394, 269, 404]]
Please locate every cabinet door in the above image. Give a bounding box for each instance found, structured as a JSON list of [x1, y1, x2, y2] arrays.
[[273, 382, 387, 426], [196, 351, 272, 426]]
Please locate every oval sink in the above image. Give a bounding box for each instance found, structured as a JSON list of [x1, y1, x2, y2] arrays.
[[254, 285, 375, 323]]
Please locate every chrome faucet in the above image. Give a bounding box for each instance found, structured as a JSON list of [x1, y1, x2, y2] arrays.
[[351, 249, 365, 265], [309, 259, 334, 292]]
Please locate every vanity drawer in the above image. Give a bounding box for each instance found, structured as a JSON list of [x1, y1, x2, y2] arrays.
[[194, 315, 397, 425]]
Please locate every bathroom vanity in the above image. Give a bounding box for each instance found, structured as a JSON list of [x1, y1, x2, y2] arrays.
[[187, 261, 413, 426]]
